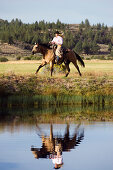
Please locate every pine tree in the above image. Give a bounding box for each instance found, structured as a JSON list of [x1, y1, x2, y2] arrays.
[[82, 39, 90, 55], [85, 19, 90, 28], [73, 41, 83, 54], [108, 43, 112, 52]]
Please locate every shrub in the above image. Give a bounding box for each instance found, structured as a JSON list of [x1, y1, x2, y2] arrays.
[[31, 54, 42, 60], [54, 64, 66, 73], [85, 56, 91, 60], [107, 55, 113, 60], [0, 48, 2, 53], [110, 50, 113, 57], [24, 56, 31, 60], [98, 55, 106, 60], [42, 64, 66, 74], [90, 55, 99, 59], [0, 57, 8, 62], [84, 55, 113, 60], [16, 56, 21, 60], [31, 56, 42, 60], [24, 45, 32, 50]]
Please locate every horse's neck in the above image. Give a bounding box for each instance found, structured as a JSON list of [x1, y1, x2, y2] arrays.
[[40, 46, 48, 56]]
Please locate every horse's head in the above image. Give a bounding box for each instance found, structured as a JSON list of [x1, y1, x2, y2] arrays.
[[32, 44, 40, 55]]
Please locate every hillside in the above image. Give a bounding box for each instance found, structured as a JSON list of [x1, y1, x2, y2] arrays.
[[67, 24, 80, 32], [0, 42, 31, 56], [0, 42, 109, 58], [0, 40, 110, 58]]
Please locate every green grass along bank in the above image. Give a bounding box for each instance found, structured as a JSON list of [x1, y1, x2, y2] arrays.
[[0, 74, 113, 106]]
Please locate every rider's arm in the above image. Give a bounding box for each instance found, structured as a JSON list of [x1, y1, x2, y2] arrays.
[[51, 37, 56, 44]]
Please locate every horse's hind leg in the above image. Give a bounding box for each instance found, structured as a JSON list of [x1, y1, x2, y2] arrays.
[[76, 65, 82, 76], [35, 60, 47, 74], [72, 60, 82, 76], [50, 61, 54, 77], [65, 63, 70, 77]]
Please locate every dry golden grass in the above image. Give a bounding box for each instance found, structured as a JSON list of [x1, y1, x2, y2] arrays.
[[0, 59, 113, 78]]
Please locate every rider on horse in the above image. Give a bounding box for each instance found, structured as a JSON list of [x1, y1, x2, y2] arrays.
[[50, 31, 63, 64]]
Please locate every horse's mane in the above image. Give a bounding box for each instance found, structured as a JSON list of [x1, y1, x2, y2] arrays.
[[39, 43, 51, 49]]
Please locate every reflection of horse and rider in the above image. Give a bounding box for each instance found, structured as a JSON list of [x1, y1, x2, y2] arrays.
[[32, 31, 85, 77], [31, 124, 84, 169]]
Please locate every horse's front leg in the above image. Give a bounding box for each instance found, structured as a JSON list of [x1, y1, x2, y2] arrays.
[[50, 61, 54, 77], [35, 60, 47, 74]]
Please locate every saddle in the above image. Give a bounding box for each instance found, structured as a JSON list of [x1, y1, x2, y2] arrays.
[[49, 44, 70, 63]]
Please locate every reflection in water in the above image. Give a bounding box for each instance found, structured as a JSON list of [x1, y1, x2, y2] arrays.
[[0, 112, 113, 170], [31, 124, 84, 169]]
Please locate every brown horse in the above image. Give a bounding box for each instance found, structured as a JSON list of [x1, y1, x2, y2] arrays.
[[32, 43, 85, 77]]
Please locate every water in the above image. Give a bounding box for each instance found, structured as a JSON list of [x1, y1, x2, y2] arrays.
[[0, 117, 113, 170]]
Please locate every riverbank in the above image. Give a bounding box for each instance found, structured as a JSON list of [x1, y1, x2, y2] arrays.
[[0, 60, 113, 105], [0, 73, 113, 95], [0, 74, 113, 107]]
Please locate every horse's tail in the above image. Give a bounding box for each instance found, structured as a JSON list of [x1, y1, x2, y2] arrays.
[[73, 51, 85, 67]]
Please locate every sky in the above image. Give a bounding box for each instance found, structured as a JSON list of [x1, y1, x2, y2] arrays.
[[0, 0, 113, 26]]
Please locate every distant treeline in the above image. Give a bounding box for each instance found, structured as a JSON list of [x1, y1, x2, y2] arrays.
[[0, 18, 113, 55]]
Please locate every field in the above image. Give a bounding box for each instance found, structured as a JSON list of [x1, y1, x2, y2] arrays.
[[0, 59, 113, 77]]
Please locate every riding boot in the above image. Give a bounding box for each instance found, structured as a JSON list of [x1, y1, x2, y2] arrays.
[[56, 56, 59, 64]]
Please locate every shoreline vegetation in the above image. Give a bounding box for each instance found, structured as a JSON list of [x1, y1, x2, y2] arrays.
[[0, 73, 113, 96]]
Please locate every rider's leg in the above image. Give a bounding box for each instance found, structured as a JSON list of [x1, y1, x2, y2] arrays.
[[55, 45, 62, 64], [56, 56, 59, 63]]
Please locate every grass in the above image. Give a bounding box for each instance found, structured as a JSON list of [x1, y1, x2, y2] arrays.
[[0, 59, 113, 77], [0, 60, 40, 75], [76, 60, 113, 78]]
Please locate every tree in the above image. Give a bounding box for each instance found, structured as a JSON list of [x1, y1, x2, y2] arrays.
[[79, 21, 84, 29], [96, 23, 101, 30], [90, 41, 100, 54], [73, 41, 83, 54], [82, 40, 90, 55], [42, 31, 50, 43], [32, 34, 39, 44], [85, 19, 90, 28], [111, 36, 113, 45], [38, 20, 46, 30], [110, 47, 113, 57], [1, 31, 13, 44], [108, 43, 112, 52]]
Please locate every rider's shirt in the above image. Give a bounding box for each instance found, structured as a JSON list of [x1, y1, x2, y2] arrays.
[[52, 36, 63, 45], [52, 155, 63, 165]]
